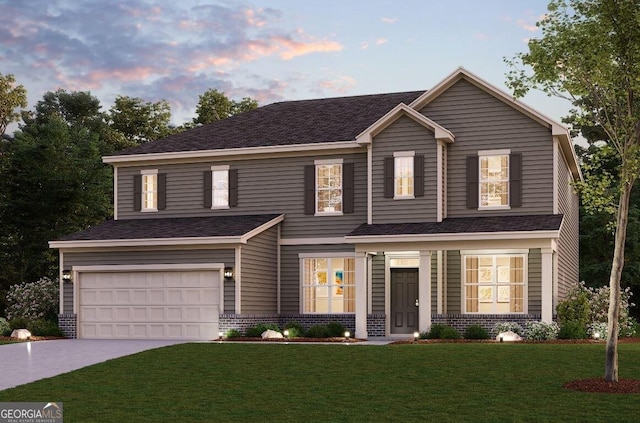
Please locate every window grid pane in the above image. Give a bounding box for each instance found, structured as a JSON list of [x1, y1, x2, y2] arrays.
[[212, 170, 229, 207], [142, 174, 157, 210], [394, 157, 414, 196], [480, 155, 509, 207], [464, 255, 525, 314], [302, 257, 355, 313], [316, 164, 342, 212]]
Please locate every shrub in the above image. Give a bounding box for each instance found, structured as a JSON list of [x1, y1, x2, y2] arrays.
[[28, 319, 64, 337], [464, 324, 489, 340], [556, 284, 591, 327], [225, 329, 242, 339], [0, 317, 10, 336], [283, 321, 305, 338], [524, 321, 559, 340], [305, 325, 330, 338], [244, 323, 280, 337], [426, 324, 447, 339], [327, 321, 346, 337], [440, 326, 461, 340], [587, 322, 608, 340], [492, 321, 524, 336], [558, 321, 588, 339], [6, 277, 59, 321], [9, 317, 30, 331], [418, 331, 429, 340]]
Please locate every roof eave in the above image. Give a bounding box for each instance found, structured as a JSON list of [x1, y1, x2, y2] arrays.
[[345, 229, 561, 244]]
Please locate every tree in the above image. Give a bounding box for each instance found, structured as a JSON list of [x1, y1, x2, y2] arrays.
[[193, 89, 258, 125], [0, 73, 28, 137], [506, 0, 640, 382], [109, 96, 174, 144]]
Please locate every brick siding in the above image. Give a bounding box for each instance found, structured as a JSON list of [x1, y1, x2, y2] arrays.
[[58, 313, 77, 338]]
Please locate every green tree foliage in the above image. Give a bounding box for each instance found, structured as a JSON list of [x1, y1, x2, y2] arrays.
[[193, 89, 258, 125], [0, 73, 28, 137], [506, 0, 640, 382], [109, 96, 175, 144]]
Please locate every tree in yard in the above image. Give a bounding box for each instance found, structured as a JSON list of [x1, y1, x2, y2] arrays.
[[193, 89, 258, 125], [109, 96, 175, 144], [0, 73, 28, 137], [506, 0, 640, 382]]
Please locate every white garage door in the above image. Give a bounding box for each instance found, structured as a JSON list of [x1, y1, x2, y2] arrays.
[[78, 269, 220, 340]]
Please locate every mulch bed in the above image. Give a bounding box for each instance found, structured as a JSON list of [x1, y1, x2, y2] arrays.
[[564, 378, 640, 394], [216, 337, 362, 343]]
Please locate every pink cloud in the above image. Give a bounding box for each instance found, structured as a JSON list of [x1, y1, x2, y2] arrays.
[[381, 17, 397, 24], [85, 66, 160, 89], [375, 38, 387, 46], [318, 76, 356, 94], [277, 37, 343, 60]]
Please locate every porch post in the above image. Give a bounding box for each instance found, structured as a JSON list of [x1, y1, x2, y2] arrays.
[[355, 252, 368, 339], [419, 250, 432, 332], [541, 248, 554, 323]]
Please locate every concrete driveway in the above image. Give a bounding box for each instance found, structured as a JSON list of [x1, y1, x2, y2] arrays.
[[0, 339, 186, 391]]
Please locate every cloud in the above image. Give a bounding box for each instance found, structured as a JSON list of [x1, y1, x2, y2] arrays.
[[475, 33, 489, 41], [381, 17, 397, 24], [318, 76, 356, 94], [0, 0, 343, 125], [375, 38, 388, 46]]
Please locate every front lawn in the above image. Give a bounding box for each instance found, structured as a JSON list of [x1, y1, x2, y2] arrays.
[[1, 343, 639, 422]]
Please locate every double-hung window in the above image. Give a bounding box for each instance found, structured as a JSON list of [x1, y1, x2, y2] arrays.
[[302, 256, 355, 313], [315, 160, 343, 214], [211, 166, 229, 208], [394, 152, 414, 198], [463, 253, 526, 314], [141, 169, 158, 211], [479, 151, 509, 208]]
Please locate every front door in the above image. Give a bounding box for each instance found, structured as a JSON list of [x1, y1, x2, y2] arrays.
[[391, 268, 418, 334]]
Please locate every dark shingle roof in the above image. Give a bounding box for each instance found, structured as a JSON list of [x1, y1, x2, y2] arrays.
[[56, 214, 281, 241], [115, 91, 425, 155], [347, 214, 564, 237]]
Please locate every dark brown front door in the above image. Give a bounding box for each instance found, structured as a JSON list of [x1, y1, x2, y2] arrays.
[[391, 268, 418, 334]]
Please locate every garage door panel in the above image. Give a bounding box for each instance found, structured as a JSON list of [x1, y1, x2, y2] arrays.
[[78, 270, 220, 340]]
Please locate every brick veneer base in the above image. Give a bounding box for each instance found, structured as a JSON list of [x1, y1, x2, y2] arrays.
[[58, 313, 77, 338], [219, 314, 357, 335], [431, 314, 543, 335]]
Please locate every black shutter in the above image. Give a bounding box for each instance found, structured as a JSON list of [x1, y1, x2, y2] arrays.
[[203, 171, 212, 208], [466, 155, 479, 209], [157, 173, 166, 210], [304, 165, 315, 215], [510, 153, 522, 207], [133, 174, 142, 211], [384, 157, 394, 198], [343, 162, 354, 213], [414, 155, 424, 197], [229, 169, 238, 207]]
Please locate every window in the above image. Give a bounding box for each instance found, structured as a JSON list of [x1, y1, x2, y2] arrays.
[[463, 254, 525, 314], [302, 257, 355, 313], [394, 156, 414, 198], [316, 162, 342, 213], [479, 153, 509, 208], [141, 170, 158, 211], [211, 167, 229, 208]]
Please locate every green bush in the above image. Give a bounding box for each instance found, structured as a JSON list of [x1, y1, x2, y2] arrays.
[[556, 284, 591, 327], [426, 324, 447, 339], [6, 277, 59, 321], [418, 331, 429, 340], [464, 325, 489, 340], [283, 321, 305, 338], [28, 319, 64, 337], [558, 321, 588, 339], [0, 317, 10, 336], [225, 329, 242, 339], [524, 321, 559, 340], [305, 325, 330, 338], [245, 323, 280, 337], [440, 326, 461, 340], [327, 321, 346, 337], [9, 317, 29, 331]]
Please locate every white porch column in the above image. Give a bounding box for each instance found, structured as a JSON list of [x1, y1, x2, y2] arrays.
[[355, 252, 368, 339], [419, 250, 432, 332], [541, 248, 554, 323]]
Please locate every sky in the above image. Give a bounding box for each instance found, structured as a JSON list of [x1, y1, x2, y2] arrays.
[[0, 0, 572, 130]]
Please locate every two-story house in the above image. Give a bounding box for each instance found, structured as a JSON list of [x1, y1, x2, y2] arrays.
[[49, 68, 581, 340]]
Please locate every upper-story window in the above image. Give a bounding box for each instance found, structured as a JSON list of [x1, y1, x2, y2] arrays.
[[316, 160, 342, 214], [467, 150, 521, 210], [394, 152, 415, 198], [134, 169, 165, 212], [479, 152, 509, 208], [203, 166, 237, 209]]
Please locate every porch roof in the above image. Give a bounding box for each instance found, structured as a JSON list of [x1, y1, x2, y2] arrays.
[[346, 214, 564, 238]]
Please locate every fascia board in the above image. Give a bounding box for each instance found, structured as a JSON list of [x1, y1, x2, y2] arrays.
[[345, 230, 560, 244], [103, 141, 362, 165], [240, 214, 285, 243], [49, 236, 245, 249], [355, 103, 454, 144]]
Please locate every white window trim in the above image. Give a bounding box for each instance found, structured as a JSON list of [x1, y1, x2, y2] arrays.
[[210, 165, 230, 210], [314, 159, 343, 216], [461, 251, 528, 315], [299, 255, 356, 314], [140, 169, 158, 212], [477, 150, 511, 210], [393, 151, 415, 200]]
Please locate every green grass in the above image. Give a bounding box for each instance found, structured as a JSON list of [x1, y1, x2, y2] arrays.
[[1, 343, 639, 422]]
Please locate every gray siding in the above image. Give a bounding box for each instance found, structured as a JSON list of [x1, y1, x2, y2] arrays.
[[280, 244, 355, 314], [446, 250, 462, 314], [63, 281, 73, 314], [371, 253, 385, 313], [240, 226, 278, 313], [528, 249, 542, 314], [421, 79, 555, 217], [557, 148, 580, 300], [117, 153, 367, 238], [371, 116, 438, 223]]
